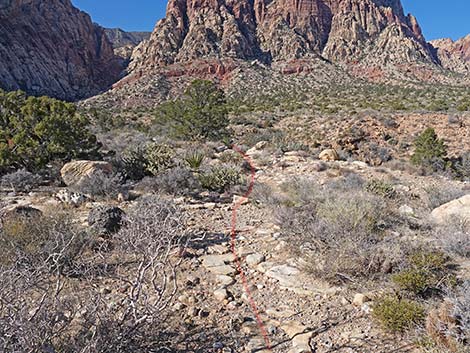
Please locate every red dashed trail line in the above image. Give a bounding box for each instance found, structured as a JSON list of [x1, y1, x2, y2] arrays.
[[230, 144, 272, 352]]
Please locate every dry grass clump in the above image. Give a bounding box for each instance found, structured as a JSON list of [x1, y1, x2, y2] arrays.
[[273, 175, 403, 282], [0, 168, 41, 192]]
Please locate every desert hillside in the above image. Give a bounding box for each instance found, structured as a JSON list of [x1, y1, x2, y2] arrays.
[[0, 1, 469, 353]]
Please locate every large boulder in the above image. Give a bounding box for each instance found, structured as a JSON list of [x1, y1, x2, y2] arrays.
[[430, 194, 470, 225], [60, 161, 113, 186]]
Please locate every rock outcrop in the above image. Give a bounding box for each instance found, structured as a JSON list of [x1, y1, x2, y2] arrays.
[[105, 29, 151, 49], [430, 35, 470, 74], [0, 0, 122, 101], [60, 160, 113, 187], [130, 0, 435, 73], [430, 194, 470, 225], [104, 28, 151, 60]]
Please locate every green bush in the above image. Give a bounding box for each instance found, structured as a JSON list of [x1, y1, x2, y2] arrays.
[[120, 143, 174, 180], [0, 90, 99, 172], [365, 179, 395, 198], [145, 143, 175, 176], [120, 145, 148, 180], [392, 270, 430, 295], [411, 128, 448, 171], [392, 250, 454, 296], [154, 80, 229, 141], [198, 165, 243, 192], [373, 296, 426, 333]]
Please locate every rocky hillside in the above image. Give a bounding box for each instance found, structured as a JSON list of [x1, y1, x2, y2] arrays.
[[431, 35, 470, 74], [104, 28, 150, 60], [105, 28, 151, 49], [130, 0, 435, 73], [0, 0, 122, 101]]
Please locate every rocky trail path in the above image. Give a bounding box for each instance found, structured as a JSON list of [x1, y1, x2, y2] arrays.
[[174, 152, 419, 353]]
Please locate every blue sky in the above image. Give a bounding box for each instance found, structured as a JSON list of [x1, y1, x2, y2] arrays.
[[73, 0, 470, 41]]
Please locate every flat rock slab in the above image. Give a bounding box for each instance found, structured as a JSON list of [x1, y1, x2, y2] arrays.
[[216, 275, 235, 286], [431, 194, 470, 224], [207, 265, 237, 276], [245, 337, 269, 353], [265, 264, 338, 295], [201, 254, 234, 268]]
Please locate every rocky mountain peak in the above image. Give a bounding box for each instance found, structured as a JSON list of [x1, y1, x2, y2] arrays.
[[129, 0, 435, 74], [430, 34, 470, 74]]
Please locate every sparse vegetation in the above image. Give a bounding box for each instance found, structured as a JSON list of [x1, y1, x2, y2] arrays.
[[139, 167, 200, 196], [70, 170, 122, 200], [365, 179, 396, 198], [274, 176, 398, 282], [448, 281, 470, 344], [0, 198, 189, 352], [435, 221, 470, 258]]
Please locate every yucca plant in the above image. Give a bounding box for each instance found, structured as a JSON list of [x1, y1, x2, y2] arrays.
[[184, 151, 205, 171]]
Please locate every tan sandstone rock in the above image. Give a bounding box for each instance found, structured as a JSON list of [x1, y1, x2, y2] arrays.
[[60, 161, 113, 186], [430, 194, 470, 225], [319, 149, 340, 162]]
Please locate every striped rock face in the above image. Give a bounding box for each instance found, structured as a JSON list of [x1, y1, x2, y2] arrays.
[[0, 0, 122, 101], [60, 161, 113, 187]]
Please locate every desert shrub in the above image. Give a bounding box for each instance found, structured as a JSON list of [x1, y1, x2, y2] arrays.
[[0, 168, 41, 192], [457, 100, 470, 112], [119, 142, 175, 180], [138, 167, 200, 196], [251, 183, 288, 206], [0, 197, 189, 353], [326, 172, 365, 192], [411, 128, 448, 171], [452, 151, 470, 182], [365, 179, 396, 198], [70, 170, 122, 200], [198, 165, 244, 192], [120, 144, 148, 180], [144, 143, 175, 176], [373, 296, 426, 333], [435, 221, 470, 258], [272, 134, 310, 153], [276, 178, 396, 281], [424, 184, 465, 210], [155, 80, 229, 141], [425, 291, 469, 352], [392, 250, 455, 296], [184, 151, 205, 170], [0, 211, 87, 274], [448, 281, 470, 344], [217, 149, 244, 164], [0, 90, 100, 171]]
